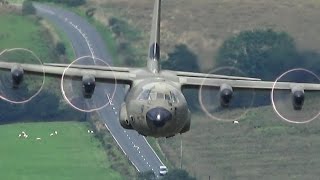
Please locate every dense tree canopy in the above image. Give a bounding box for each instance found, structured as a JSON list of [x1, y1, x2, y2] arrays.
[[162, 169, 196, 180], [56, 42, 66, 55], [22, 0, 36, 15], [136, 170, 156, 180], [216, 29, 300, 80], [33, 0, 86, 7], [162, 44, 199, 72]]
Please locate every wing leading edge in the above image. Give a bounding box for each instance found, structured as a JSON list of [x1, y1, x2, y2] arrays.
[[0, 61, 135, 84]]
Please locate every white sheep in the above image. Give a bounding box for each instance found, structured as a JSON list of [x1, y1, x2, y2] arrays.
[[36, 137, 41, 140], [50, 133, 54, 136], [54, 131, 58, 135], [233, 120, 239, 124]]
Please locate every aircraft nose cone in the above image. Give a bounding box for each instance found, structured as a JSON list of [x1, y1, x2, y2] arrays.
[[146, 107, 172, 128]]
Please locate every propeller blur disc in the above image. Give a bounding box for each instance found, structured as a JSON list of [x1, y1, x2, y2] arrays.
[[271, 68, 320, 124], [199, 66, 255, 122], [61, 56, 117, 112], [0, 48, 45, 104]]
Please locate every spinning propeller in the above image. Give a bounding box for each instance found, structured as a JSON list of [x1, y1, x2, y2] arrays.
[[60, 56, 117, 112], [198, 66, 255, 122], [0, 48, 45, 104], [271, 68, 320, 124]]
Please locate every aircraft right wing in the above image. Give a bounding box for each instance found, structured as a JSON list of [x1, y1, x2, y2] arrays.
[[175, 70, 320, 91], [173, 70, 320, 110]]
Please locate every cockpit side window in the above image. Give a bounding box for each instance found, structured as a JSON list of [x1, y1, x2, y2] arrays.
[[138, 89, 151, 100], [148, 92, 157, 101], [170, 91, 178, 103], [165, 94, 171, 101]]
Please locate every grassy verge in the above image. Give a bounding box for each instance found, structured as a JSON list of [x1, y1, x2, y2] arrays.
[[0, 121, 123, 180], [146, 137, 173, 169], [0, 14, 55, 62], [88, 113, 137, 179], [39, 19, 75, 61]]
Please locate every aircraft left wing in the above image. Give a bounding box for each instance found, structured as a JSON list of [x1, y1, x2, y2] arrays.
[[0, 61, 136, 84]]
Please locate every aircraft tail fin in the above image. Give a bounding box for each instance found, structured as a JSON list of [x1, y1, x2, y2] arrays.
[[147, 0, 161, 74]]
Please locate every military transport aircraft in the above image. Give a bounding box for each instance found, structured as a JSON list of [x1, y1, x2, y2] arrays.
[[1, 0, 320, 138]]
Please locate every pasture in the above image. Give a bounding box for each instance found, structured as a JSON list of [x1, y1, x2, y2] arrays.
[[0, 121, 123, 180]]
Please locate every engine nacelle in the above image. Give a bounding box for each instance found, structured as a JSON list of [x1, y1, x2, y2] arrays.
[[291, 86, 304, 110], [220, 84, 233, 107], [11, 65, 24, 89], [119, 103, 133, 129], [82, 74, 95, 98]]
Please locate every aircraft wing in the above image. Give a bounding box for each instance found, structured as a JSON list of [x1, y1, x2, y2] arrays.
[[176, 71, 320, 91], [0, 62, 136, 84]]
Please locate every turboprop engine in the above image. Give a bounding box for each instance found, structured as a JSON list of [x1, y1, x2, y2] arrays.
[[11, 65, 24, 89], [291, 86, 304, 110], [220, 84, 233, 107], [82, 74, 95, 98]]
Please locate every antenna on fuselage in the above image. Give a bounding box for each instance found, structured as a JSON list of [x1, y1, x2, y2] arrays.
[[147, 0, 161, 74]]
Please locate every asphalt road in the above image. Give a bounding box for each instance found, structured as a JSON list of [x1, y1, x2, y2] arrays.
[[34, 4, 165, 175]]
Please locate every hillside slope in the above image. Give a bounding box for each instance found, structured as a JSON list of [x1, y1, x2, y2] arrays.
[[87, 0, 320, 71]]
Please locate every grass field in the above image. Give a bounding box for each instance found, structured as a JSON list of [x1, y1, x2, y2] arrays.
[[0, 121, 122, 180], [0, 14, 57, 63]]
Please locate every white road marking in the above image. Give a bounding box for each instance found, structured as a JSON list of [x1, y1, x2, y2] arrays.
[[107, 93, 114, 105]]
